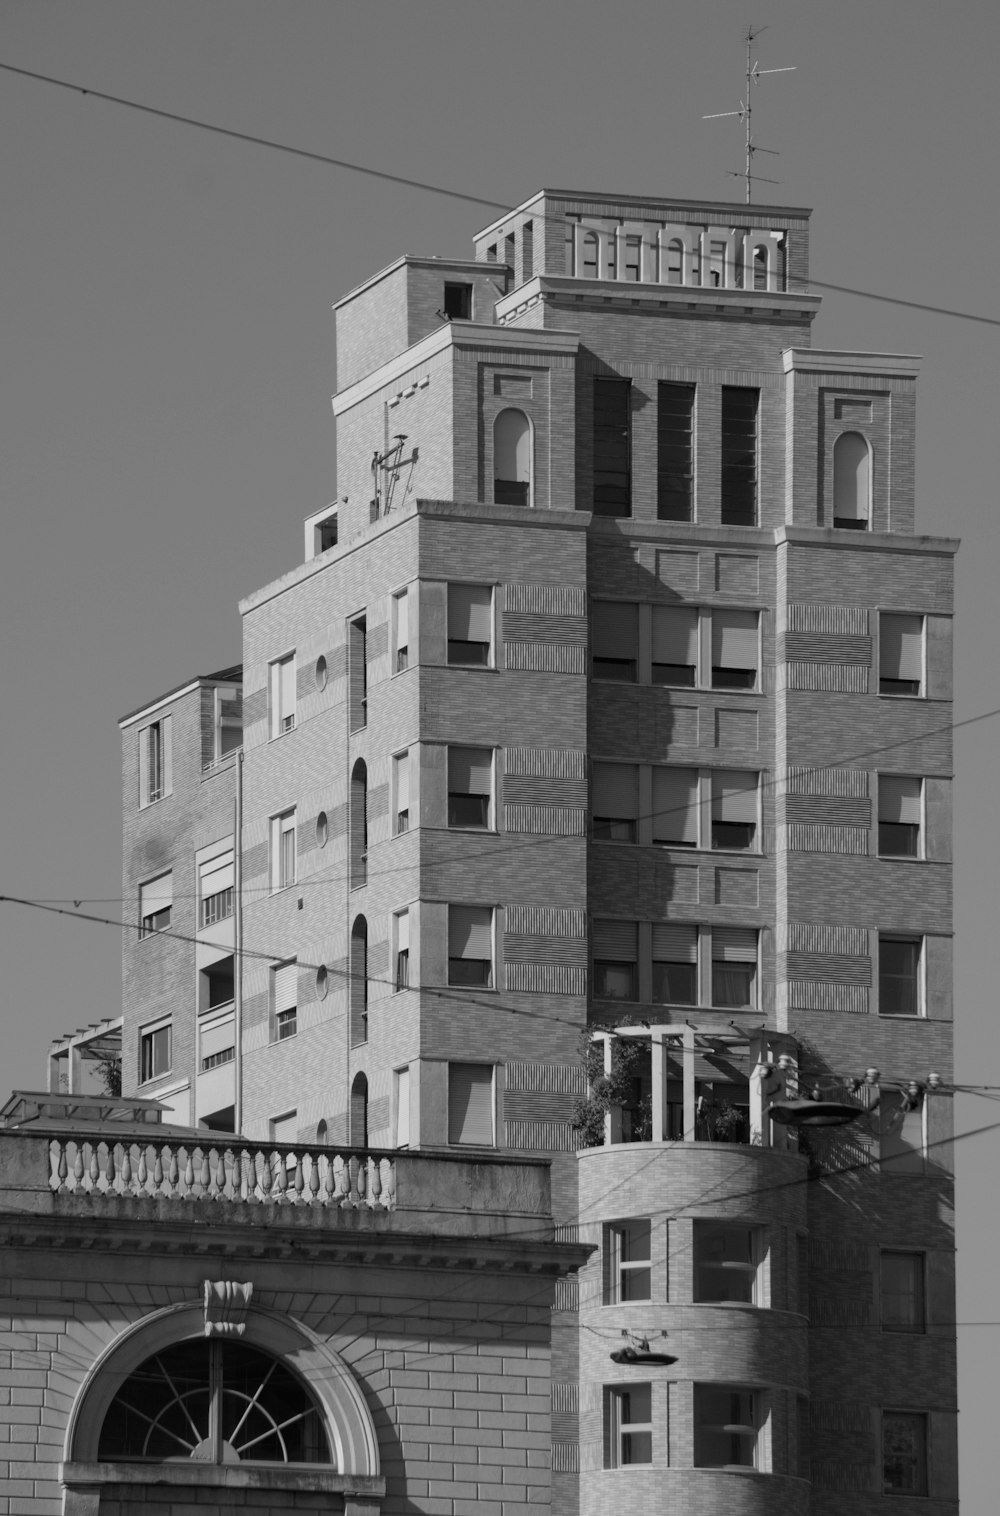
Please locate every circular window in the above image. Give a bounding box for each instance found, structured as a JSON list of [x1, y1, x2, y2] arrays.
[[316, 964, 329, 1000], [315, 655, 327, 691], [316, 811, 328, 847]]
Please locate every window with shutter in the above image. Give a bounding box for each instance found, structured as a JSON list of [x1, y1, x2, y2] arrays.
[[271, 810, 297, 891], [140, 1021, 172, 1082], [878, 776, 922, 857], [651, 923, 698, 1004], [395, 910, 410, 991], [395, 1066, 411, 1147], [711, 770, 759, 851], [449, 905, 494, 987], [139, 872, 173, 937], [880, 614, 924, 696], [652, 606, 698, 685], [349, 616, 367, 730], [711, 927, 757, 1008], [269, 654, 296, 737], [200, 1011, 236, 1070], [711, 611, 759, 689], [272, 960, 297, 1041], [350, 917, 368, 1046], [593, 763, 638, 842], [593, 920, 638, 1001], [448, 1063, 494, 1145], [652, 767, 699, 847], [139, 716, 172, 807], [199, 851, 234, 928], [394, 588, 410, 672], [448, 747, 493, 828], [592, 601, 638, 681], [394, 750, 410, 834], [448, 584, 493, 666]]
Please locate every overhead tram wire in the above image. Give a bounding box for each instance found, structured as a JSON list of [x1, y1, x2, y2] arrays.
[[2, 58, 999, 329]]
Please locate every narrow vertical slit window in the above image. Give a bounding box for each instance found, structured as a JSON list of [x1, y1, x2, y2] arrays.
[[720, 387, 758, 526], [395, 910, 410, 991], [393, 588, 410, 672], [350, 761, 368, 889], [652, 767, 699, 848], [269, 654, 296, 737], [350, 1073, 368, 1146], [393, 750, 410, 834], [349, 616, 367, 730], [139, 715, 172, 807], [657, 382, 695, 521], [271, 810, 297, 892], [593, 378, 632, 517], [395, 1066, 410, 1147]]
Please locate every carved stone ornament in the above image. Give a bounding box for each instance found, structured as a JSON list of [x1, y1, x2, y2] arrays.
[[203, 1280, 253, 1337]]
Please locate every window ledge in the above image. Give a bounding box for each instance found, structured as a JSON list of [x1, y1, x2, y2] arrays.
[[62, 1462, 385, 1497]]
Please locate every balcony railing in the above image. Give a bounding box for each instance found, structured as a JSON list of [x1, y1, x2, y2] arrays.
[[49, 1137, 395, 1210], [200, 887, 235, 928]]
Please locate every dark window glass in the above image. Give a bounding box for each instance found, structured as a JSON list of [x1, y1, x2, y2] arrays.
[[448, 793, 490, 828], [594, 961, 637, 1000], [651, 962, 697, 1004], [879, 822, 919, 857], [712, 821, 756, 851], [449, 957, 493, 988], [712, 963, 754, 1008], [721, 387, 758, 526], [882, 1412, 928, 1495], [443, 282, 472, 319], [657, 383, 695, 521], [593, 379, 631, 517], [593, 817, 637, 843], [652, 662, 696, 687], [880, 937, 920, 1016]]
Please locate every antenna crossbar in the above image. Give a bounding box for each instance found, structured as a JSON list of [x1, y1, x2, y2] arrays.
[[702, 27, 796, 203]]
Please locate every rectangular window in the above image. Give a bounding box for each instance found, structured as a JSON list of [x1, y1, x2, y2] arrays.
[[272, 959, 297, 1041], [139, 715, 172, 807], [694, 1385, 760, 1468], [139, 872, 173, 937], [711, 927, 758, 1009], [652, 605, 697, 686], [199, 1012, 235, 1072], [651, 924, 698, 1005], [271, 810, 297, 891], [210, 685, 242, 766], [711, 610, 759, 689], [269, 654, 296, 737], [140, 1022, 171, 1083], [657, 382, 695, 521], [395, 910, 410, 991], [395, 1066, 410, 1146], [881, 1252, 925, 1333], [694, 1222, 762, 1304], [605, 1385, 652, 1467], [448, 905, 494, 988], [448, 747, 493, 829], [652, 767, 699, 847], [349, 616, 367, 730], [199, 850, 234, 929], [393, 588, 410, 673], [880, 613, 924, 696], [443, 281, 472, 319], [882, 1411, 928, 1495], [592, 601, 638, 681], [711, 770, 758, 851], [879, 935, 922, 1017], [879, 776, 923, 857], [593, 377, 632, 517], [270, 1111, 298, 1145], [606, 1220, 652, 1302], [720, 387, 758, 526], [592, 763, 638, 843], [448, 584, 493, 666], [393, 750, 410, 834], [448, 1063, 494, 1145], [593, 920, 638, 1001]]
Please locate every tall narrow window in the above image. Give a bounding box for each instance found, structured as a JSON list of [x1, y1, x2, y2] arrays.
[[592, 763, 638, 843], [711, 770, 759, 851], [522, 220, 534, 279], [879, 936, 922, 1016], [651, 924, 698, 1005], [593, 378, 631, 517], [592, 601, 638, 681], [593, 920, 638, 1001], [447, 584, 493, 666], [652, 767, 698, 848], [712, 928, 757, 1008], [694, 1223, 761, 1304], [711, 610, 759, 689], [448, 1063, 494, 1145], [139, 715, 172, 807], [606, 1385, 652, 1467], [694, 1386, 760, 1468], [271, 810, 296, 892], [395, 910, 410, 991], [752, 245, 769, 290], [665, 237, 684, 284], [657, 382, 695, 521], [350, 916, 368, 1046], [448, 747, 493, 828], [493, 409, 531, 506], [623, 234, 642, 281], [393, 750, 410, 834], [882, 1412, 928, 1495], [652, 606, 698, 686], [880, 1252, 925, 1332], [448, 905, 494, 987], [139, 872, 173, 937], [349, 616, 367, 730], [140, 1021, 172, 1083], [269, 654, 296, 737], [395, 1066, 410, 1147], [606, 1220, 652, 1302], [272, 959, 297, 1042], [720, 387, 758, 526], [833, 431, 871, 529], [878, 776, 923, 858], [211, 686, 242, 765], [199, 850, 234, 928], [582, 230, 599, 278], [393, 588, 410, 672], [880, 613, 924, 696], [350, 1073, 368, 1146], [350, 760, 368, 889]]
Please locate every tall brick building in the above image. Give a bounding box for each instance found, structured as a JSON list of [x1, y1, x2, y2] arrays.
[[52, 187, 958, 1512]]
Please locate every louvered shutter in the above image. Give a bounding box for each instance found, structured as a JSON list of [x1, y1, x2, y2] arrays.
[[395, 1067, 410, 1146], [449, 905, 493, 959], [161, 715, 172, 797], [712, 611, 759, 669], [273, 960, 297, 1013], [449, 584, 492, 640], [712, 927, 758, 962], [881, 616, 923, 683], [448, 1063, 494, 1144], [593, 921, 638, 960], [139, 871, 172, 917], [395, 751, 409, 813], [712, 771, 759, 823], [880, 776, 922, 824], [593, 763, 638, 818], [396, 589, 409, 651], [592, 601, 638, 658], [200, 852, 234, 897], [200, 1014, 235, 1062], [653, 767, 698, 844], [652, 606, 698, 664], [450, 748, 492, 793], [652, 924, 698, 961]]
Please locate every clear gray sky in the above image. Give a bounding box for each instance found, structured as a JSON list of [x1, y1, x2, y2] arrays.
[[2, 0, 997, 1501]]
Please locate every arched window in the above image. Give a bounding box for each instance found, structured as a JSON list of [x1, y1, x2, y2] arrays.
[[316, 1118, 328, 1143], [98, 1339, 331, 1465], [350, 915, 368, 1046], [833, 431, 871, 529], [350, 759, 367, 889], [582, 230, 599, 278], [753, 245, 770, 291], [493, 409, 532, 507], [351, 1073, 369, 1148], [665, 238, 684, 285]]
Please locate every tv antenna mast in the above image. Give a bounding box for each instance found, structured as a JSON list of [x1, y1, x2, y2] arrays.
[[703, 26, 795, 203]]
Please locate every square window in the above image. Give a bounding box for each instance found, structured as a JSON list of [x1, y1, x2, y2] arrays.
[[447, 584, 493, 666], [448, 747, 493, 829], [880, 1252, 925, 1333], [269, 653, 296, 737], [139, 872, 173, 937], [140, 1022, 171, 1083], [694, 1222, 762, 1304], [199, 1012, 235, 1072], [694, 1384, 760, 1469], [880, 614, 924, 697], [879, 936, 922, 1016], [270, 810, 297, 892], [879, 776, 922, 858], [606, 1220, 652, 1302], [139, 716, 172, 807], [882, 1411, 928, 1495], [448, 905, 494, 988], [448, 1063, 494, 1145], [605, 1385, 652, 1467], [592, 601, 638, 681]]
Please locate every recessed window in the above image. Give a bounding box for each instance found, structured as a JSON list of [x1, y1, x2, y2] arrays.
[[711, 928, 758, 1009], [269, 654, 296, 738], [393, 587, 410, 672], [395, 910, 410, 991], [447, 584, 493, 666], [592, 763, 638, 842], [711, 770, 758, 851], [606, 1220, 652, 1302], [350, 916, 368, 1046], [448, 746, 493, 829], [657, 382, 695, 521], [395, 1066, 411, 1146], [652, 605, 697, 686], [494, 408, 532, 507], [880, 1251, 925, 1333], [711, 610, 759, 690], [316, 811, 328, 848], [880, 613, 923, 696], [270, 810, 297, 892], [139, 715, 172, 808], [448, 1062, 494, 1145], [443, 281, 472, 320], [651, 924, 698, 1005], [448, 905, 494, 988], [694, 1222, 762, 1304], [879, 935, 922, 1017], [593, 378, 632, 517], [592, 601, 638, 681], [139, 1022, 171, 1083], [833, 431, 871, 530], [272, 960, 297, 1042], [350, 760, 368, 890], [882, 1411, 928, 1495], [605, 1384, 652, 1467], [878, 776, 923, 858], [593, 920, 638, 1002], [694, 1384, 761, 1469], [139, 872, 173, 938], [652, 766, 699, 847], [720, 387, 758, 526], [316, 964, 329, 1000], [199, 851, 234, 929], [349, 616, 367, 731], [393, 750, 410, 835], [314, 654, 328, 691]]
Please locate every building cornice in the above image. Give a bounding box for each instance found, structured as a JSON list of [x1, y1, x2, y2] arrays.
[[496, 275, 820, 326], [474, 188, 813, 240], [775, 525, 959, 555], [783, 347, 921, 379]]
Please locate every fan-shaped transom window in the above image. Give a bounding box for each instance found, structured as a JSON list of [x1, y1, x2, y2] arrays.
[[98, 1339, 332, 1466]]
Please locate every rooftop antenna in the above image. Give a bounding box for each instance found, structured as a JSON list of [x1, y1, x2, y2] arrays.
[[703, 26, 796, 204]]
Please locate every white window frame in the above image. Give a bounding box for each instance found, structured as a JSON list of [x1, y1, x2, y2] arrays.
[[269, 653, 296, 739], [879, 612, 925, 698], [605, 1384, 653, 1468], [693, 1221, 765, 1306], [139, 870, 173, 938], [693, 1383, 766, 1470], [447, 746, 495, 831], [605, 1219, 652, 1303], [394, 1066, 411, 1147], [448, 904, 495, 989], [593, 603, 762, 691], [447, 583, 494, 668], [139, 1019, 172, 1084], [270, 809, 297, 892], [138, 715, 172, 808], [877, 934, 924, 1018]]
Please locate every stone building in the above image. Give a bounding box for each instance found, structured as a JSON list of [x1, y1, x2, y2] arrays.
[[39, 186, 958, 1513]]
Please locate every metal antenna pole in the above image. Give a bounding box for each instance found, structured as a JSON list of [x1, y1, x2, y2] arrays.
[[703, 26, 795, 204]]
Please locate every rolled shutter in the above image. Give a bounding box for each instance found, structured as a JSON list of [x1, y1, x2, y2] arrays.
[[881, 615, 923, 682], [653, 767, 698, 843], [450, 748, 492, 794], [880, 776, 922, 824], [592, 601, 638, 658], [396, 589, 409, 650], [161, 715, 172, 797], [593, 921, 638, 960], [712, 611, 758, 669], [200, 852, 234, 898], [138, 725, 149, 806], [450, 905, 493, 959], [200, 1014, 235, 1062], [652, 924, 698, 961], [712, 927, 757, 962], [712, 771, 759, 824], [395, 752, 409, 813], [273, 960, 297, 1012], [396, 1067, 410, 1146], [593, 763, 638, 818], [652, 606, 698, 664], [396, 911, 410, 954], [139, 872, 172, 917], [449, 1063, 494, 1144], [449, 584, 492, 641]]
